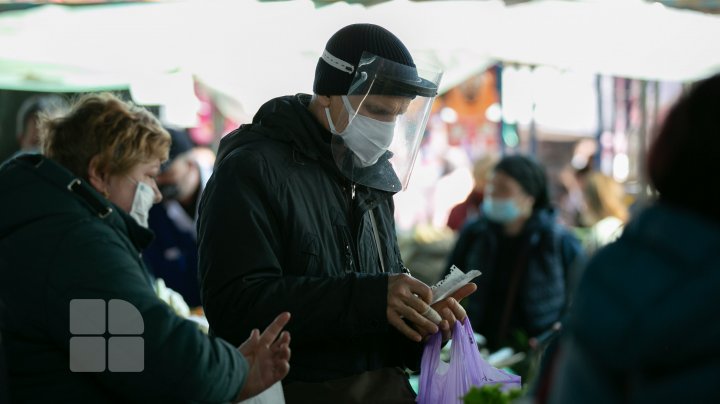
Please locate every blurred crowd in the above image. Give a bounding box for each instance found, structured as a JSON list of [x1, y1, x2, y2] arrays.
[[1, 22, 719, 403]]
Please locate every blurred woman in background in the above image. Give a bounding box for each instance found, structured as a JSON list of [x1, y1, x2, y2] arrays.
[[580, 172, 629, 255], [447, 155, 583, 356]]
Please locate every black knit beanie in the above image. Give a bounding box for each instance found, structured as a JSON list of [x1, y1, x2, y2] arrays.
[[313, 24, 415, 96], [494, 155, 551, 209]]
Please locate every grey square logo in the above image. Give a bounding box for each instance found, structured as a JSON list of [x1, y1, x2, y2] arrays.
[[108, 337, 144, 372], [108, 299, 144, 335], [69, 336, 106, 372], [70, 299, 106, 335], [68, 299, 144, 373]]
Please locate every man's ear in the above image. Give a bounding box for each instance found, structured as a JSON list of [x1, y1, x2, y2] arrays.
[[315, 95, 331, 108], [308, 95, 334, 132], [87, 155, 108, 194]]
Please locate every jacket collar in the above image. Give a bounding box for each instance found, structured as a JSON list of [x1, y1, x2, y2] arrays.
[[218, 94, 400, 197], [17, 154, 154, 251], [252, 94, 329, 161], [216, 94, 328, 163], [624, 202, 720, 265]]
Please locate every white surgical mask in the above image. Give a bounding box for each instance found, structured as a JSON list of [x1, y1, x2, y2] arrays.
[[128, 178, 156, 228], [325, 95, 396, 167]]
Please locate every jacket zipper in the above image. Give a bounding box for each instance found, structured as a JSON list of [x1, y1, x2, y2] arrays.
[[369, 209, 386, 273], [343, 182, 358, 272]]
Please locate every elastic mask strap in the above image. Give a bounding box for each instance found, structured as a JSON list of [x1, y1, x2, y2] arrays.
[[326, 96, 358, 135], [324, 107, 339, 135], [341, 95, 356, 115]]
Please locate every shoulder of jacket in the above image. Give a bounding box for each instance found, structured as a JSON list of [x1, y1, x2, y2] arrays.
[[62, 214, 129, 250], [455, 219, 492, 245], [23, 214, 130, 283], [212, 140, 300, 200], [218, 136, 291, 171]]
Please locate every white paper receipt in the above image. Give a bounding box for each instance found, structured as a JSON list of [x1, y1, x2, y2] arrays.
[[430, 265, 482, 305]]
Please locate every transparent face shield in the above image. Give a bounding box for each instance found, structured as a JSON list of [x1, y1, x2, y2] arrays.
[[329, 52, 442, 192]]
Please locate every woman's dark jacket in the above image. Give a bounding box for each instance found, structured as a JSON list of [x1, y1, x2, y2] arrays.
[[447, 208, 582, 349], [0, 155, 246, 403]]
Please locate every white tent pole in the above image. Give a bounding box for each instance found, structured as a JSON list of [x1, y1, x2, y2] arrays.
[[594, 74, 603, 170], [529, 65, 538, 156], [496, 63, 507, 156], [652, 81, 660, 144], [637, 79, 649, 206], [649, 80, 661, 199]]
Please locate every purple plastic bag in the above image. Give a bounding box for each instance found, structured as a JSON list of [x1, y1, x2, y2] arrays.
[[417, 318, 521, 404]]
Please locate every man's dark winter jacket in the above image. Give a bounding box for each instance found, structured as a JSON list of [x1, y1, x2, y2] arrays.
[[198, 94, 421, 384], [447, 209, 582, 349], [0, 155, 246, 403]]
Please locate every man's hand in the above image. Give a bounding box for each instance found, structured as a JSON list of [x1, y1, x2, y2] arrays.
[[387, 274, 439, 342], [235, 312, 292, 402], [432, 283, 477, 342]]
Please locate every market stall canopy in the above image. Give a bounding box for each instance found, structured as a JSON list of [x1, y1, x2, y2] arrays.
[[182, 0, 502, 119], [0, 2, 203, 124], [492, 0, 720, 82], [1, 0, 719, 121], [0, 0, 498, 121], [0, 2, 195, 92]]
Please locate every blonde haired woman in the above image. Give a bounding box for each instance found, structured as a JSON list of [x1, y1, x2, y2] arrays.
[[580, 172, 629, 255], [0, 93, 290, 402]]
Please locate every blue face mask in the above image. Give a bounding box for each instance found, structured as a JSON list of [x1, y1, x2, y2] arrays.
[[482, 197, 521, 224]]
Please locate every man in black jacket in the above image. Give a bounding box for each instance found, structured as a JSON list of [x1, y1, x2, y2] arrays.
[[198, 24, 475, 402]]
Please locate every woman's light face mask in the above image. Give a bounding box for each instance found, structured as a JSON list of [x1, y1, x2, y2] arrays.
[[483, 171, 534, 223], [104, 160, 162, 213]]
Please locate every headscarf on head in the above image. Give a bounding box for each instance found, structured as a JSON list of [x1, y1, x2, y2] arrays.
[[494, 155, 551, 210]]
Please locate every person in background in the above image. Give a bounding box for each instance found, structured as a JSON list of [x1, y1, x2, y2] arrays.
[[447, 154, 498, 231], [12, 94, 68, 157], [556, 163, 591, 228], [549, 73, 720, 403], [579, 172, 629, 255], [144, 127, 213, 308], [447, 155, 583, 354], [198, 24, 475, 403], [0, 93, 290, 403]]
